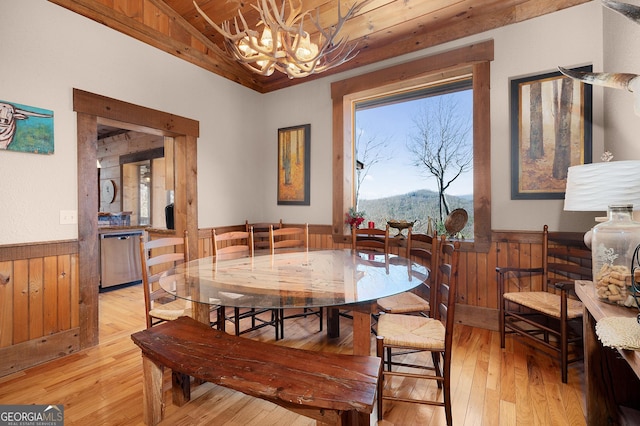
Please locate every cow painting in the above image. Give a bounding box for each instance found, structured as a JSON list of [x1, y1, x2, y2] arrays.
[[0, 101, 54, 153]]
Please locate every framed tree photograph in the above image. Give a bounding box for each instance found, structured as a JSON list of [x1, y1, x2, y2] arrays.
[[277, 124, 310, 205], [510, 65, 592, 199]]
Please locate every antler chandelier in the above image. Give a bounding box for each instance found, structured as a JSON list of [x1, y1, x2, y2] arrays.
[[194, 0, 364, 79]]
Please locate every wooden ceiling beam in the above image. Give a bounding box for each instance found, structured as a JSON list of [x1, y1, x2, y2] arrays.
[[48, 0, 263, 92], [48, 0, 592, 93], [258, 0, 590, 92]]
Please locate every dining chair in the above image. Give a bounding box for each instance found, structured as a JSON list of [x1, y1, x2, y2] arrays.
[[269, 224, 321, 338], [376, 237, 460, 425], [139, 231, 192, 329], [212, 228, 254, 258], [269, 223, 308, 254], [347, 224, 391, 324], [376, 228, 437, 318], [496, 225, 591, 383], [352, 224, 390, 253], [212, 228, 280, 339], [246, 219, 282, 252]]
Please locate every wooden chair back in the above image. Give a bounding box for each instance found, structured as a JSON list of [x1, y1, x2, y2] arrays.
[[269, 223, 316, 338], [406, 228, 439, 307], [543, 225, 592, 289], [214, 228, 267, 337], [435, 237, 460, 426], [139, 231, 189, 328], [435, 238, 460, 325], [352, 224, 390, 253], [212, 229, 254, 258], [270, 224, 309, 254], [246, 219, 282, 251]]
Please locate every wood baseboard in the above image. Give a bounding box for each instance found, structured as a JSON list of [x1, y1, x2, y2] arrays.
[[0, 328, 80, 377]]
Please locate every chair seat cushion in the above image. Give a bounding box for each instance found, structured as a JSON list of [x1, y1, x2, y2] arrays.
[[377, 313, 444, 350], [377, 292, 429, 313], [150, 299, 192, 321], [504, 291, 583, 319]]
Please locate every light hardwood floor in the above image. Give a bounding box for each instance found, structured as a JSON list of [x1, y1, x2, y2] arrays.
[[0, 284, 586, 425]]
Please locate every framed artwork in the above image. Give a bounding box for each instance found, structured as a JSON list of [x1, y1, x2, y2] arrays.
[[0, 100, 54, 154], [277, 124, 310, 205], [510, 65, 592, 199]]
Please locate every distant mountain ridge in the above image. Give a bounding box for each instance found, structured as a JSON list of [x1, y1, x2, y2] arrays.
[[359, 189, 473, 235]]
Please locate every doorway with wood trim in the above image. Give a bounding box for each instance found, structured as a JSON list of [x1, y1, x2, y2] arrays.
[[74, 89, 199, 350]]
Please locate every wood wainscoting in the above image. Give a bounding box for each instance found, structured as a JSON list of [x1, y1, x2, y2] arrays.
[[0, 240, 80, 377], [0, 226, 556, 377]]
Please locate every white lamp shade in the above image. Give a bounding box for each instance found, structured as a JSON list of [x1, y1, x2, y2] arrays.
[[564, 160, 640, 212]]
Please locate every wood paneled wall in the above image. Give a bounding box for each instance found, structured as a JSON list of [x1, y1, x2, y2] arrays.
[[0, 226, 558, 377], [0, 240, 80, 377]]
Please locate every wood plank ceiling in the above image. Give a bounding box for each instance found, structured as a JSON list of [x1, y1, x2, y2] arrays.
[[48, 0, 590, 93]]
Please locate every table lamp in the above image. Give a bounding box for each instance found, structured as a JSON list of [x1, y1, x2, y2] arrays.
[[564, 160, 640, 247]]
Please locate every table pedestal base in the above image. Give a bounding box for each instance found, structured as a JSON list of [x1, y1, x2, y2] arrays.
[[327, 304, 375, 356]]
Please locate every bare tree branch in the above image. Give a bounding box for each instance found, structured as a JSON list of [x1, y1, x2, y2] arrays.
[[406, 96, 472, 221], [354, 128, 390, 207]]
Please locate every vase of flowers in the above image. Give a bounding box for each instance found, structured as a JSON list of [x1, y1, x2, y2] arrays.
[[345, 207, 365, 229]]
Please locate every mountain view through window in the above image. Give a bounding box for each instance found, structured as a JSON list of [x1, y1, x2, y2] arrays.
[[354, 80, 474, 238]]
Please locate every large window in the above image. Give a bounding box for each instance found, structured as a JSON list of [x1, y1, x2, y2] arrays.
[[355, 79, 474, 237], [331, 41, 493, 250]]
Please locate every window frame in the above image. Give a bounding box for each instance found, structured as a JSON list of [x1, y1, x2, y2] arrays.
[[331, 41, 493, 252]]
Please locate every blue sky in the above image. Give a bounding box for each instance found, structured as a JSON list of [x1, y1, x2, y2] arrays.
[[355, 90, 474, 200]]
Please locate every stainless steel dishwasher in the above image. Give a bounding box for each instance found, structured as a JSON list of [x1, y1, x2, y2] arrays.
[[100, 230, 144, 289]]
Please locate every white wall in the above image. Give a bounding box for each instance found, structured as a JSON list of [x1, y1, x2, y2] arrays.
[[254, 79, 333, 225], [491, 2, 605, 232], [1, 0, 262, 244], [261, 1, 605, 232], [603, 0, 640, 159], [0, 0, 620, 245]]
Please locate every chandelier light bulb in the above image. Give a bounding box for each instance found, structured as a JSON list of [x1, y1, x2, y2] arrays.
[[260, 28, 273, 49], [193, 0, 365, 78]]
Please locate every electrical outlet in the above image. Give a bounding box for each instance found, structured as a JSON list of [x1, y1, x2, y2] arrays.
[[60, 210, 78, 225]]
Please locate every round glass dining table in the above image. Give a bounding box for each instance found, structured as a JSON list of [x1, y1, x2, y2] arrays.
[[160, 249, 427, 355]]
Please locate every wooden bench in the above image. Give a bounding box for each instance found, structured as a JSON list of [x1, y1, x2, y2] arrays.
[[130, 316, 381, 425]]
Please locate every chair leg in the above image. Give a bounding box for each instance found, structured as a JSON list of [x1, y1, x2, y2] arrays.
[[432, 352, 442, 389], [499, 298, 506, 349], [279, 309, 284, 340], [215, 307, 225, 331], [443, 362, 452, 426], [561, 316, 568, 384], [371, 313, 378, 335], [375, 335, 452, 424], [376, 336, 384, 421], [234, 307, 241, 336]]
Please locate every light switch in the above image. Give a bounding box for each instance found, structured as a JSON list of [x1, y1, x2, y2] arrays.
[[60, 210, 78, 225]]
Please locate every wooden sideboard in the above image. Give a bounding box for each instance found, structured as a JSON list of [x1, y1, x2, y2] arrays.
[[575, 280, 640, 425]]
